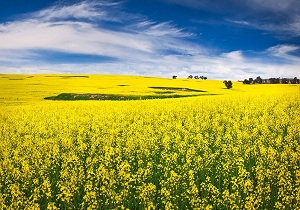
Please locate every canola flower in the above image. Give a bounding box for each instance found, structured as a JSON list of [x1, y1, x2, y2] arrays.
[[0, 74, 299, 209]]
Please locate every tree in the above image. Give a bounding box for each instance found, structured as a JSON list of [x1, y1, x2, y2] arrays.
[[269, 78, 276, 84], [281, 78, 288, 84], [249, 78, 253, 84], [292, 77, 299, 84], [243, 79, 250, 84], [255, 76, 262, 84], [223, 80, 233, 89], [188, 75, 193, 79]]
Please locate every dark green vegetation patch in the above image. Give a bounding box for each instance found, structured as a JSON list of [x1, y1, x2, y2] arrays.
[[44, 93, 204, 101], [149, 86, 206, 92]]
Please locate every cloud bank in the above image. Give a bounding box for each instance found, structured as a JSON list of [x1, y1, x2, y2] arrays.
[[0, 0, 299, 80]]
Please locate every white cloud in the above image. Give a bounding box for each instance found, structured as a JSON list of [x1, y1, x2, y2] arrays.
[[222, 51, 243, 61], [0, 0, 299, 80], [142, 21, 190, 37], [1, 49, 299, 80], [226, 20, 250, 26], [34, 2, 104, 21], [0, 1, 199, 60], [267, 44, 299, 56], [0, 20, 154, 57], [228, 17, 300, 37], [266, 45, 300, 63], [32, 0, 123, 22]]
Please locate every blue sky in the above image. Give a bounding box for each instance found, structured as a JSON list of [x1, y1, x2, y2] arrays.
[[0, 0, 299, 80]]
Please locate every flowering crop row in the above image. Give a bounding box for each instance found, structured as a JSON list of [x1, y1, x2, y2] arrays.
[[0, 75, 299, 209]]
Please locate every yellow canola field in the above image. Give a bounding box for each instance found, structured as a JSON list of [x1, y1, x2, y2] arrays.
[[0, 74, 299, 209]]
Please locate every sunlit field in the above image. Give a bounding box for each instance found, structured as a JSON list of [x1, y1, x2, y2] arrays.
[[0, 74, 299, 209]]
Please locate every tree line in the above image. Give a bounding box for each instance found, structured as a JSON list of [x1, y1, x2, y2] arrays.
[[172, 75, 208, 80], [188, 75, 207, 80], [243, 76, 300, 84]]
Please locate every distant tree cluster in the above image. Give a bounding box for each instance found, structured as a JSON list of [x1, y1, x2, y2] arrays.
[[223, 80, 233, 89], [243, 76, 261, 84], [243, 76, 299, 84], [187, 75, 207, 80]]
